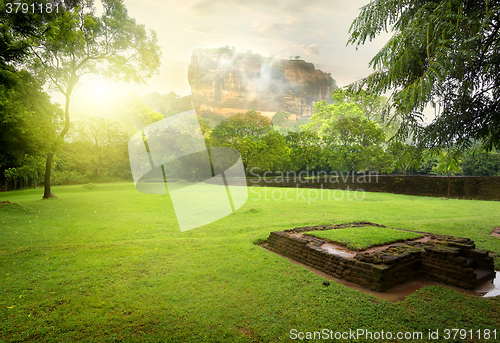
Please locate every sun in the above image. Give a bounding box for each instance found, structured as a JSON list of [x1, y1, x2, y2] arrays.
[[77, 77, 119, 109], [88, 79, 115, 104]]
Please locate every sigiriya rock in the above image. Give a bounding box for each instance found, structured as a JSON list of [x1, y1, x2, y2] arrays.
[[188, 47, 338, 119]]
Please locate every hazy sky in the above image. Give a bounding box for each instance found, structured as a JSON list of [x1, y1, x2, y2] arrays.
[[67, 0, 392, 109]]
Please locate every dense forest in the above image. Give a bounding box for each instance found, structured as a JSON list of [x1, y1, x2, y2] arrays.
[[3, 86, 500, 191]]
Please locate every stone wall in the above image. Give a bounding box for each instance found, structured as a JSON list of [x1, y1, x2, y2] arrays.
[[248, 175, 500, 201], [264, 225, 495, 292]]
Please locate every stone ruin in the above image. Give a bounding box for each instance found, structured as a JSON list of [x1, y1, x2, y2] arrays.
[[263, 222, 496, 292]]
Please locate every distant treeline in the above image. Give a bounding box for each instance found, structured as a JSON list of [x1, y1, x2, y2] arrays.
[[3, 89, 500, 191]]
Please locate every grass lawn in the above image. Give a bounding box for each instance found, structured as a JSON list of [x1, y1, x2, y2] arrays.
[[1, 183, 500, 342], [305, 226, 424, 250]]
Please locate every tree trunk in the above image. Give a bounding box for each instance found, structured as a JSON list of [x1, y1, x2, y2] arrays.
[[43, 153, 55, 198], [448, 172, 451, 199], [43, 89, 73, 199]]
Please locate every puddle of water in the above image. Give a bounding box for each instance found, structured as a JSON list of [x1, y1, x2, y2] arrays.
[[320, 242, 356, 258], [473, 271, 500, 298]]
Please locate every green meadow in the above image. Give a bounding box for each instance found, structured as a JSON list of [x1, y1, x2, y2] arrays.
[[1, 183, 500, 342], [306, 226, 424, 250]]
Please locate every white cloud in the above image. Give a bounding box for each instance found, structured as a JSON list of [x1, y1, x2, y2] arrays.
[[253, 22, 284, 34], [189, 0, 334, 16], [184, 24, 221, 35], [306, 28, 328, 38], [300, 44, 321, 55]]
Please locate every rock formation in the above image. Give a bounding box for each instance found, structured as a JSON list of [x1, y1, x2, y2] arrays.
[[188, 47, 338, 119]]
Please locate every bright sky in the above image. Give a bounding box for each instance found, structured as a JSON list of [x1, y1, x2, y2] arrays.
[[64, 0, 393, 111]]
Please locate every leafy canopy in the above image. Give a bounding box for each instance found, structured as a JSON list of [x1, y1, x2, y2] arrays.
[[303, 88, 393, 138], [30, 0, 162, 96], [348, 0, 500, 151], [210, 111, 287, 173], [0, 70, 61, 173]]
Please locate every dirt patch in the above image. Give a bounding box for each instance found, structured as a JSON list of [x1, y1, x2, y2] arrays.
[[491, 227, 500, 237], [363, 236, 436, 253], [0, 201, 12, 205], [238, 327, 253, 338]]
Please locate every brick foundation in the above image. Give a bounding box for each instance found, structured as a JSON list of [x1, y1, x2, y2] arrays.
[[264, 223, 496, 292]]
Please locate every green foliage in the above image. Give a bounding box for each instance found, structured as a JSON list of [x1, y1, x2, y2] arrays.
[[303, 99, 364, 135], [322, 117, 393, 173], [271, 111, 300, 134], [387, 142, 434, 174], [306, 226, 424, 250], [284, 131, 325, 172], [210, 110, 272, 140], [331, 89, 387, 122], [206, 106, 397, 175], [114, 93, 164, 133], [30, 0, 162, 88], [200, 112, 226, 129], [51, 169, 90, 185], [415, 158, 438, 175], [304, 89, 395, 139], [3, 155, 45, 190], [0, 69, 61, 189], [462, 151, 500, 176], [324, 116, 385, 148], [0, 0, 63, 70], [292, 89, 397, 174], [210, 111, 288, 173], [55, 117, 131, 182], [348, 0, 500, 152], [433, 150, 462, 176], [143, 91, 191, 118]]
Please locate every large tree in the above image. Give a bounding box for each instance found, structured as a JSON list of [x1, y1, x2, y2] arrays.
[[0, 70, 62, 190], [323, 116, 392, 173], [27, 0, 161, 198], [1, 0, 60, 69], [348, 0, 500, 152], [304, 89, 394, 137], [209, 111, 288, 174], [1, 2, 63, 190], [284, 131, 324, 172]]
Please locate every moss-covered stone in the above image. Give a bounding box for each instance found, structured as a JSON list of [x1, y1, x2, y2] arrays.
[[264, 224, 495, 293]]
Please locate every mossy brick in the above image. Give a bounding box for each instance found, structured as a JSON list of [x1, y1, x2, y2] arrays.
[[466, 249, 488, 259], [354, 261, 371, 270], [453, 256, 468, 265], [371, 264, 390, 275], [446, 242, 475, 249]]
